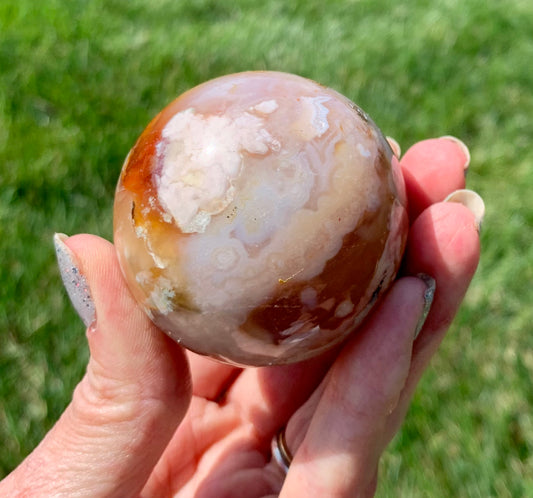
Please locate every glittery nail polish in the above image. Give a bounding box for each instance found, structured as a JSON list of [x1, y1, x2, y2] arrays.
[[444, 189, 485, 232], [414, 274, 436, 339], [54, 233, 96, 328], [386, 136, 401, 157]]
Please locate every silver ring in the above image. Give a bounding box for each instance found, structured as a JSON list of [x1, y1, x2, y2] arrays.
[[271, 428, 293, 474]]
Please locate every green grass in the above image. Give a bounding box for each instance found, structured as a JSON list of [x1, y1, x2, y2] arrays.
[[1, 0, 532, 494]]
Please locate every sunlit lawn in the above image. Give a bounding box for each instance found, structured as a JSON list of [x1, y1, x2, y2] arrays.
[[1, 0, 533, 495]]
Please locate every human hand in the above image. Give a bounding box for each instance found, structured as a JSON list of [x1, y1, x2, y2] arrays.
[[0, 136, 482, 497]]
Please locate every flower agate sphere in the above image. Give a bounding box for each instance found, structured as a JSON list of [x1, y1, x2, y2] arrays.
[[113, 71, 408, 366]]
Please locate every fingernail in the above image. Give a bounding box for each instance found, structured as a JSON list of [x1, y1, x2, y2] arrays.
[[444, 189, 485, 232], [439, 135, 470, 173], [386, 136, 401, 157], [414, 274, 436, 339], [54, 233, 96, 328]]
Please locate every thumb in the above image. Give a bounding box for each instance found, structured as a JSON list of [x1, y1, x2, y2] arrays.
[[3, 234, 191, 497]]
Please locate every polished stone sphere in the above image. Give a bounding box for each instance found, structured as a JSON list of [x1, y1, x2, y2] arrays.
[[113, 71, 408, 366]]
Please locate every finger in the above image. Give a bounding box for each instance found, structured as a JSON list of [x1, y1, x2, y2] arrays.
[[404, 201, 481, 341], [187, 351, 241, 400], [2, 234, 191, 497], [279, 277, 430, 497], [385, 199, 481, 439], [400, 137, 469, 220]]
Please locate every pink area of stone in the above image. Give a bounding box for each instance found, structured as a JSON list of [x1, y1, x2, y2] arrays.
[[113, 71, 408, 365]]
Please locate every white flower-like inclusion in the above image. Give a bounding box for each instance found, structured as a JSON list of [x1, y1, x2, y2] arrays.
[[141, 90, 388, 317], [145, 89, 384, 316], [156, 108, 279, 233], [302, 95, 330, 137]]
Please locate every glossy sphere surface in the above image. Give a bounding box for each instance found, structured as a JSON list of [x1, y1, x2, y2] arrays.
[[114, 71, 408, 365]]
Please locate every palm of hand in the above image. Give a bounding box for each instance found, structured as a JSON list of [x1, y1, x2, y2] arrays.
[[143, 355, 327, 497]]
